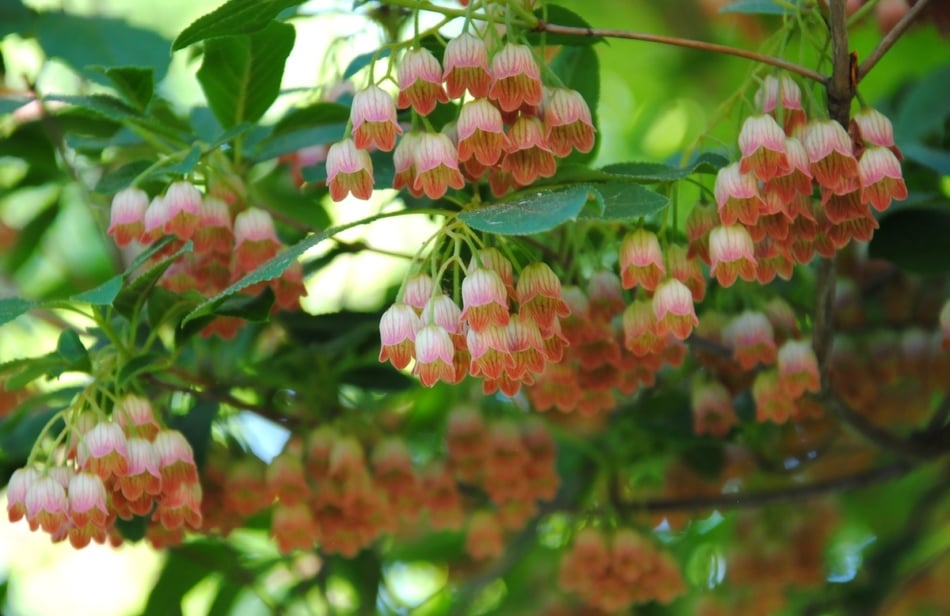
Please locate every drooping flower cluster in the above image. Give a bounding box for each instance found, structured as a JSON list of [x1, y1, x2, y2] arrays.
[[6, 395, 201, 549], [527, 269, 690, 417], [380, 249, 572, 396], [693, 74, 906, 288], [327, 36, 595, 202], [558, 526, 687, 612], [107, 181, 307, 338], [196, 409, 558, 557]]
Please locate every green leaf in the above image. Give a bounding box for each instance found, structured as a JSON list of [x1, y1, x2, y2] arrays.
[[214, 287, 275, 321], [5, 354, 68, 390], [894, 66, 950, 142], [526, 5, 604, 46], [173, 0, 306, 50], [196, 21, 296, 128], [602, 152, 729, 181], [901, 143, 950, 175], [868, 207, 950, 275], [255, 102, 349, 159], [34, 13, 170, 82], [548, 44, 600, 165], [56, 330, 90, 372], [719, 0, 801, 15], [0, 0, 33, 39], [117, 353, 164, 388], [0, 298, 36, 329], [686, 543, 726, 589], [94, 161, 153, 194], [113, 241, 194, 319], [459, 185, 592, 235], [580, 183, 669, 221], [114, 515, 149, 542], [91, 66, 154, 111], [72, 275, 122, 306]]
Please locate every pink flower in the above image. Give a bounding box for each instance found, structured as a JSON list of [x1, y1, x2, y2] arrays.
[[114, 394, 160, 441], [118, 437, 163, 501], [153, 429, 198, 491], [67, 472, 109, 529], [724, 311, 777, 370], [685, 202, 719, 264], [489, 43, 543, 112], [709, 225, 757, 287], [78, 421, 130, 480], [142, 195, 170, 243], [457, 99, 509, 166], [154, 481, 203, 530], [403, 273, 436, 313], [26, 475, 69, 534], [691, 380, 736, 437], [504, 313, 547, 380], [461, 268, 510, 332], [502, 116, 557, 186], [776, 339, 820, 397], [714, 162, 765, 227], [326, 138, 374, 201], [351, 85, 402, 151], [543, 88, 596, 157], [851, 107, 902, 159], [763, 137, 813, 207], [162, 181, 203, 240], [193, 196, 233, 255], [467, 324, 511, 379], [392, 132, 422, 196], [107, 187, 148, 246], [6, 466, 41, 524], [413, 324, 456, 386], [803, 119, 859, 194], [397, 48, 448, 116], [233, 208, 281, 273], [515, 262, 570, 332], [752, 369, 796, 423], [379, 302, 423, 369], [271, 502, 318, 553], [412, 132, 465, 199], [423, 293, 463, 334], [858, 146, 907, 212], [622, 299, 664, 357], [619, 228, 666, 290], [666, 243, 706, 302], [652, 278, 699, 340], [442, 32, 492, 99], [738, 114, 790, 181]]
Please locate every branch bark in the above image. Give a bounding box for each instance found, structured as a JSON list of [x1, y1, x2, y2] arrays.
[[534, 22, 828, 84]]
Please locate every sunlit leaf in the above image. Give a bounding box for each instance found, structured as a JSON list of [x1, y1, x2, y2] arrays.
[[173, 0, 306, 50], [459, 185, 591, 235]]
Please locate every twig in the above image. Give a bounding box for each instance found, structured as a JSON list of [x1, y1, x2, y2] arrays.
[[819, 390, 950, 462], [608, 462, 912, 514], [535, 22, 828, 84], [858, 0, 933, 81]]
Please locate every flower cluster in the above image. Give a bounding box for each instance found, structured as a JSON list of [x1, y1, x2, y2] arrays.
[[528, 270, 689, 417], [327, 37, 595, 201], [197, 410, 558, 557], [380, 249, 571, 396], [6, 395, 201, 549], [558, 526, 686, 612], [693, 74, 906, 288], [107, 181, 307, 338]]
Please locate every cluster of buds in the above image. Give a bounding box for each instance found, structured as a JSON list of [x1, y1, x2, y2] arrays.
[[558, 526, 686, 612], [199, 412, 558, 557], [528, 270, 688, 417], [379, 249, 571, 396], [447, 409, 559, 541], [691, 74, 906, 288], [6, 394, 201, 549], [327, 36, 595, 202], [724, 501, 839, 614], [107, 181, 307, 338]]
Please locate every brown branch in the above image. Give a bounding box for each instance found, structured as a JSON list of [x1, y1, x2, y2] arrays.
[[609, 462, 912, 514], [535, 22, 828, 84], [857, 0, 933, 81]]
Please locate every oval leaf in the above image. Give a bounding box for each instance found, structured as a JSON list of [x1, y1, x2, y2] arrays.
[[173, 0, 306, 50], [581, 183, 668, 221], [459, 185, 592, 235], [197, 22, 296, 128]]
